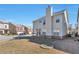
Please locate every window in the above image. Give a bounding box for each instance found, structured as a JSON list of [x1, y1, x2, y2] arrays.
[[5, 25, 7, 28], [56, 19, 60, 23], [43, 20, 46, 25], [54, 32, 59, 36], [42, 32, 46, 35]]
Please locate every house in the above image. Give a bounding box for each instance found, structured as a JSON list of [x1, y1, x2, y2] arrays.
[[28, 26, 32, 35], [33, 5, 69, 39], [0, 20, 16, 35], [15, 24, 28, 35], [0, 19, 29, 35], [77, 8, 79, 35], [9, 23, 17, 34]]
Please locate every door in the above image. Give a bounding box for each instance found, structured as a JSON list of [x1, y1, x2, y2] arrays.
[[0, 31, 3, 34]]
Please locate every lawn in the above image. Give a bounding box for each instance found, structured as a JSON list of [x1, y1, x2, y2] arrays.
[[0, 39, 65, 54]]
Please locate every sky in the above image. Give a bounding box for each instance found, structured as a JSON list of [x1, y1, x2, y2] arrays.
[[0, 4, 78, 28]]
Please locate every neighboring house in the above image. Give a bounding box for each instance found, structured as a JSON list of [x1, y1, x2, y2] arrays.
[[15, 24, 28, 35], [33, 5, 69, 38], [0, 20, 9, 34], [0, 20, 29, 35], [72, 27, 77, 35], [9, 23, 17, 34], [0, 20, 16, 35], [28, 27, 32, 35]]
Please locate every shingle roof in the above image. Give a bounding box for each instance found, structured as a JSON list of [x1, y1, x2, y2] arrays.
[[33, 9, 67, 22]]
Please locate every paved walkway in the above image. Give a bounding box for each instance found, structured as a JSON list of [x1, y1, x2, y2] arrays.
[[52, 39, 79, 54]]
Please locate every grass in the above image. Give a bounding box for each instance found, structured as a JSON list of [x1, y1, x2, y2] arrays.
[[0, 39, 65, 54]]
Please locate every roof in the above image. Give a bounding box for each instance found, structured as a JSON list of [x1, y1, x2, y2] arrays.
[[33, 9, 67, 22], [0, 19, 9, 24], [33, 16, 45, 23], [53, 9, 66, 16]]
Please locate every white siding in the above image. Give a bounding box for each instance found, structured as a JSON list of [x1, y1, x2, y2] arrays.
[[33, 6, 68, 37], [52, 14, 63, 36], [0, 23, 9, 29], [45, 6, 52, 36]]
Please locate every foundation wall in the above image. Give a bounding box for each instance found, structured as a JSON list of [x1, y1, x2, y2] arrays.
[[30, 35, 67, 46]]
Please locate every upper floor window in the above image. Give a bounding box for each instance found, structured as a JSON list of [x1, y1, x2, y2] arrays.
[[43, 20, 46, 25], [56, 19, 60, 23], [5, 25, 7, 28]]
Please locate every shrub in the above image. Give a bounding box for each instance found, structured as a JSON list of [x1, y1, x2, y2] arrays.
[[66, 34, 72, 37]]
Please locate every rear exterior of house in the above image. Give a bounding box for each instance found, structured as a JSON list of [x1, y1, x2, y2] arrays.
[[33, 5, 69, 39], [52, 10, 69, 38]]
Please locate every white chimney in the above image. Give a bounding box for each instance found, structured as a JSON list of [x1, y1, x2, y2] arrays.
[[46, 5, 52, 36], [46, 5, 53, 16]]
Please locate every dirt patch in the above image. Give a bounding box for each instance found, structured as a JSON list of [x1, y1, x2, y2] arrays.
[[0, 39, 65, 54]]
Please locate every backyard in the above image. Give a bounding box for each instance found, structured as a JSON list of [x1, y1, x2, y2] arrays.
[[0, 39, 65, 54], [1, 35, 79, 54]]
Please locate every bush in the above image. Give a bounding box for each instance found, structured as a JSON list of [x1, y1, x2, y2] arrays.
[[75, 33, 78, 37], [66, 34, 72, 37]]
